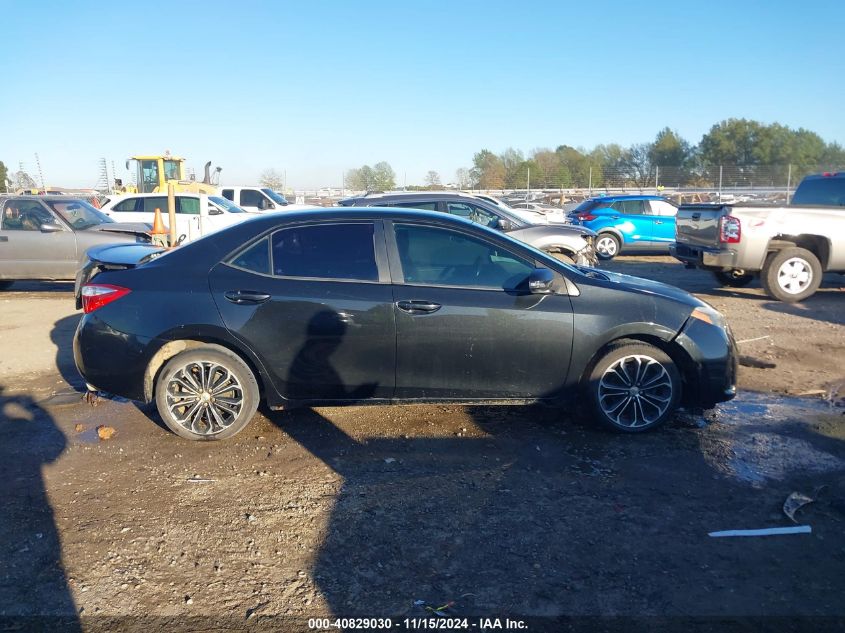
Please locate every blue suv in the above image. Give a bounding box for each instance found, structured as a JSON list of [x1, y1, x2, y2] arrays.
[[569, 195, 678, 260]]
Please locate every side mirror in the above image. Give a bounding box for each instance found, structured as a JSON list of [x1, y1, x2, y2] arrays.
[[497, 218, 515, 231], [528, 268, 555, 294], [266, 201, 275, 210], [208, 207, 223, 216], [40, 223, 64, 233]]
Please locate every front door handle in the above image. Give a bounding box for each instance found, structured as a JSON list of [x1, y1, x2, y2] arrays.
[[224, 290, 271, 305], [654, 220, 663, 225], [0, 236, 7, 242], [397, 300, 441, 314], [610, 215, 620, 219]]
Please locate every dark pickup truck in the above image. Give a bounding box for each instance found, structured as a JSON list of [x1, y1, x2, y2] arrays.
[[670, 173, 845, 302]]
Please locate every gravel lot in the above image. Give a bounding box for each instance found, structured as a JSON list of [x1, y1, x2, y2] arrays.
[[0, 257, 843, 631]]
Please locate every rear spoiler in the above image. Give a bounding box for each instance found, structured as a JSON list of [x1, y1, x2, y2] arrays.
[[74, 244, 165, 309]]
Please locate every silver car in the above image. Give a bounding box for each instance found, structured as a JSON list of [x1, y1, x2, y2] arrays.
[[338, 192, 597, 265], [0, 196, 151, 289]]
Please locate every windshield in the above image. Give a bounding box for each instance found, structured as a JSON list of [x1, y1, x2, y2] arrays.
[[261, 188, 288, 205], [791, 177, 845, 206], [46, 199, 112, 230], [209, 196, 246, 213]]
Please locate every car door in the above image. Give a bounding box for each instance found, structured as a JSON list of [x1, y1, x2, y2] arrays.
[[239, 189, 267, 213], [0, 200, 77, 279], [387, 220, 574, 399], [611, 199, 653, 244], [103, 196, 145, 222], [646, 200, 678, 245], [208, 220, 396, 401]]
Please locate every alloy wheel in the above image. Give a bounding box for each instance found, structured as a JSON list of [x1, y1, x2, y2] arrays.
[[596, 236, 618, 257], [597, 354, 673, 429], [776, 257, 813, 295], [165, 361, 244, 436]]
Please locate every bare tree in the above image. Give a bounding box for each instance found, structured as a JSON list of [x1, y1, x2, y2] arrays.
[[455, 167, 471, 189], [424, 170, 441, 188], [259, 168, 285, 190]]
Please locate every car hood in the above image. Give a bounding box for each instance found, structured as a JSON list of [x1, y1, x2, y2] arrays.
[[577, 266, 705, 308], [87, 222, 152, 239], [510, 223, 596, 238], [510, 209, 570, 225]]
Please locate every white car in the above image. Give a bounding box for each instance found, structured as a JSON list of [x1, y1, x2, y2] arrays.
[[100, 193, 254, 243], [219, 186, 314, 213]]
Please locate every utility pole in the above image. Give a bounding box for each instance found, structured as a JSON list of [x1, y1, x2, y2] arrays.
[[786, 164, 792, 203], [588, 166, 593, 195], [526, 167, 530, 200], [718, 165, 723, 203], [655, 165, 659, 190]]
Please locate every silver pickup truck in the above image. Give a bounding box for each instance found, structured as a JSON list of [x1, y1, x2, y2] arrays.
[[670, 173, 845, 302]]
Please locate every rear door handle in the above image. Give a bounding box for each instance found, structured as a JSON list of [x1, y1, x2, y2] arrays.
[[396, 300, 441, 314], [610, 215, 620, 219], [654, 220, 663, 225], [224, 290, 271, 305], [691, 213, 701, 221]]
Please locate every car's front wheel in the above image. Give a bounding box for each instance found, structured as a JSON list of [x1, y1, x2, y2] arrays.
[[155, 347, 260, 440], [595, 233, 620, 260], [587, 343, 681, 432]]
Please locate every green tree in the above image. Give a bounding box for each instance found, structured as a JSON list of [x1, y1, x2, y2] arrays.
[[424, 170, 441, 188], [0, 161, 7, 192], [372, 162, 396, 190], [471, 149, 506, 189]]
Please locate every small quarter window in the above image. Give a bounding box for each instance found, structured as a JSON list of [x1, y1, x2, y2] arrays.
[[231, 237, 270, 274]]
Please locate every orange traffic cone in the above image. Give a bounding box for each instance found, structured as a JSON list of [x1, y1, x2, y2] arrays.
[[151, 207, 168, 247]]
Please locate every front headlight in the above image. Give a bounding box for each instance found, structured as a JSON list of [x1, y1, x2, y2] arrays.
[[690, 305, 727, 329]]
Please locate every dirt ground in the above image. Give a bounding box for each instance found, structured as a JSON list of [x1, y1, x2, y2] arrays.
[[0, 257, 843, 632]]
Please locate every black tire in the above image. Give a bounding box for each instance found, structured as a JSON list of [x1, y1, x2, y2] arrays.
[[586, 342, 681, 433], [760, 247, 822, 303], [154, 347, 260, 441], [0, 280, 14, 290], [713, 269, 754, 287], [595, 233, 620, 260]]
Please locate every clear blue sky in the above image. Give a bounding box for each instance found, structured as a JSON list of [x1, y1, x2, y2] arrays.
[[1, 0, 842, 189]]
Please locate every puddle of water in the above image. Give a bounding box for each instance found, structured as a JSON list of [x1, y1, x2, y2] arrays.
[[702, 391, 844, 487]]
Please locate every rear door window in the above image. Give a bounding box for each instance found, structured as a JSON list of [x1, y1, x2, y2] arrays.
[[613, 200, 646, 215], [390, 201, 439, 211], [271, 223, 378, 281], [112, 198, 141, 212]]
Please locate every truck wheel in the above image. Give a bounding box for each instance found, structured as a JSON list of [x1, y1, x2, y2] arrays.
[[155, 347, 260, 441], [595, 234, 620, 260], [587, 342, 681, 433], [760, 247, 822, 303], [0, 281, 14, 290], [713, 270, 754, 287]]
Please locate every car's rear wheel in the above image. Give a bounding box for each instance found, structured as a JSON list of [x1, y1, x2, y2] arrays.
[[155, 348, 259, 441], [760, 247, 822, 303], [713, 269, 754, 287], [0, 280, 14, 290], [595, 234, 620, 260], [587, 343, 681, 433]]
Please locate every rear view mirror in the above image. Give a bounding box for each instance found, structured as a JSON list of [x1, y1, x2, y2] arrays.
[[40, 223, 64, 233], [528, 267, 554, 294], [498, 218, 515, 231]]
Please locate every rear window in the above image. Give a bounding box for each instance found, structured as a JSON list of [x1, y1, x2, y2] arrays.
[[571, 199, 602, 213], [271, 223, 378, 281], [791, 177, 845, 206]]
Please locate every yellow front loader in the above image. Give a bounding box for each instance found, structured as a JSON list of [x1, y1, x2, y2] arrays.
[[119, 152, 221, 194]]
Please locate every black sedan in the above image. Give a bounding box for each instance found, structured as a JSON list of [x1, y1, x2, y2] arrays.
[[73, 207, 737, 440]]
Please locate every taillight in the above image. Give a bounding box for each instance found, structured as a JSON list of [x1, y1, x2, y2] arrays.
[[81, 284, 131, 314], [577, 213, 597, 222], [719, 215, 741, 243]]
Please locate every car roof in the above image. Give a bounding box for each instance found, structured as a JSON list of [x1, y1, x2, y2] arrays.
[[341, 191, 480, 203], [589, 194, 664, 202], [239, 205, 480, 229], [109, 192, 208, 198]]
